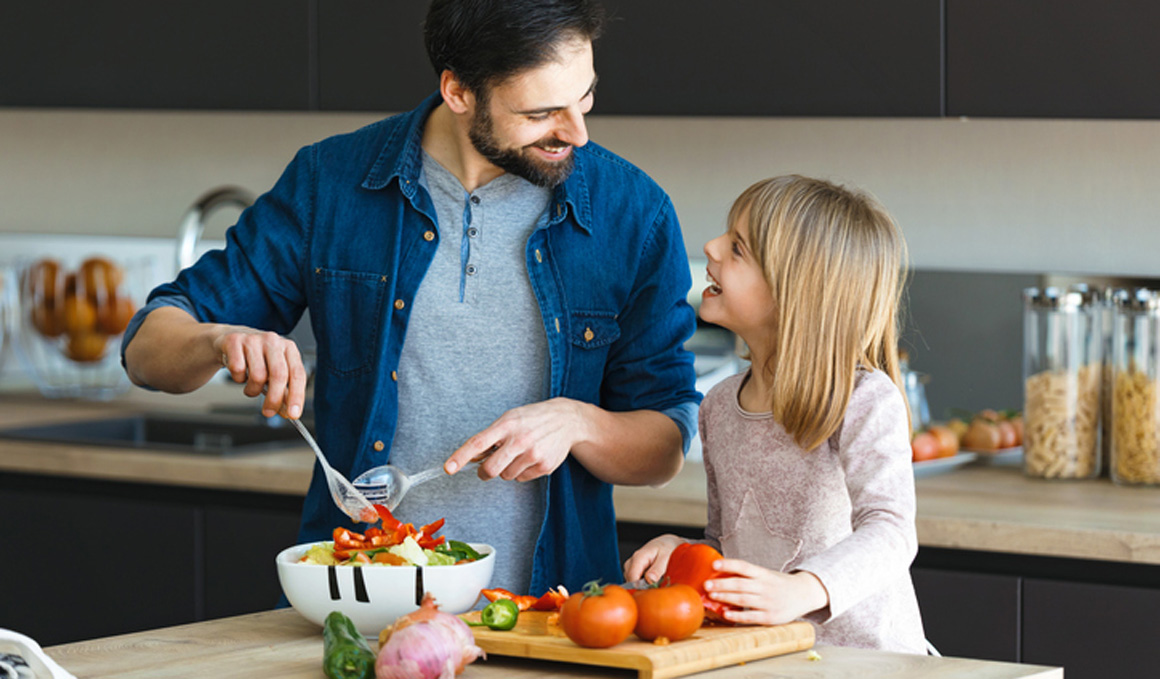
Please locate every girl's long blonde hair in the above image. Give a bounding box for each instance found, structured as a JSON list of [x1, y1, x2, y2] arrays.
[[731, 175, 909, 451]]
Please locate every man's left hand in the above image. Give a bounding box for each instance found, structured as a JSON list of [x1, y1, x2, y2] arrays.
[[444, 398, 588, 482]]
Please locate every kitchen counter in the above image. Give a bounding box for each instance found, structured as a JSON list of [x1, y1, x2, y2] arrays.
[[44, 608, 1061, 679], [4, 389, 1160, 566]]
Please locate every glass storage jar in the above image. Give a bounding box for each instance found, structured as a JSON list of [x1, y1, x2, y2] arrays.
[[1109, 289, 1160, 486], [1022, 287, 1102, 479]]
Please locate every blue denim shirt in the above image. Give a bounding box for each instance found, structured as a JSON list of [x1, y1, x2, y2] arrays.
[[129, 93, 700, 594]]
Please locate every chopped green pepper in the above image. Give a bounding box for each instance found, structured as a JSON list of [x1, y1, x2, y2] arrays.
[[479, 598, 520, 630]]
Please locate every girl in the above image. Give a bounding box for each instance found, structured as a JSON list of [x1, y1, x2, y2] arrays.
[[624, 175, 926, 653]]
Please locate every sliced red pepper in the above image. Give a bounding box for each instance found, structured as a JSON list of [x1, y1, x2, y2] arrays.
[[529, 586, 569, 611], [480, 588, 538, 611], [333, 527, 369, 550], [419, 518, 445, 537], [373, 503, 402, 530]]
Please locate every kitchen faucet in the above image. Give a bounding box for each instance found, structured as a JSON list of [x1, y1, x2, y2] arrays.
[[176, 186, 255, 272]]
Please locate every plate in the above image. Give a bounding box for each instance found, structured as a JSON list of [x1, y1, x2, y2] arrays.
[[963, 445, 1023, 466], [913, 452, 978, 478]]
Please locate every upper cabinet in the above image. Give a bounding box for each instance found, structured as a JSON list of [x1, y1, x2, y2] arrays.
[[0, 0, 311, 110], [947, 0, 1160, 119], [592, 0, 942, 117], [5, 1, 1160, 120]]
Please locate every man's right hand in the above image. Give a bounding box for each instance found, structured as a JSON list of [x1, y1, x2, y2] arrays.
[[124, 306, 307, 419], [216, 327, 307, 419]]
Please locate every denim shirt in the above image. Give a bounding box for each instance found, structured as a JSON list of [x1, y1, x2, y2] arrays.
[[130, 93, 700, 594]]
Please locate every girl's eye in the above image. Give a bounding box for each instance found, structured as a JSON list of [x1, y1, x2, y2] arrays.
[[731, 241, 742, 256]]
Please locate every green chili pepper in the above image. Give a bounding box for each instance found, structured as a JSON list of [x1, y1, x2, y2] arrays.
[[322, 610, 375, 679], [479, 598, 520, 630]]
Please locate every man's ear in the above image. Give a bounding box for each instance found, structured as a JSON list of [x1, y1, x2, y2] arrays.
[[440, 70, 475, 114]]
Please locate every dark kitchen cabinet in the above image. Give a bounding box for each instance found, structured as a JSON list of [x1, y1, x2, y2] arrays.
[[0, 472, 303, 646], [0, 478, 199, 645], [0, 0, 311, 110], [911, 568, 1020, 662], [1023, 578, 1160, 679], [592, 0, 942, 117], [946, 0, 1160, 119]]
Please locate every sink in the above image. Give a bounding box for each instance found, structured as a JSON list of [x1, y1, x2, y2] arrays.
[[0, 412, 311, 456]]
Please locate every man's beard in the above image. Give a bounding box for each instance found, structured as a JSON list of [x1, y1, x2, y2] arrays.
[[468, 105, 575, 188]]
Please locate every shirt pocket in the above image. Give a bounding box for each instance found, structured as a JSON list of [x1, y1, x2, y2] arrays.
[[312, 267, 388, 377], [567, 310, 621, 401], [718, 488, 804, 572]]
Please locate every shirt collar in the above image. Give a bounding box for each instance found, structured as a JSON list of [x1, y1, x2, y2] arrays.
[[362, 91, 593, 235]]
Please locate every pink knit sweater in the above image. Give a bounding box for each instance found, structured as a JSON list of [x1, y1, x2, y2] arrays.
[[700, 369, 927, 653]]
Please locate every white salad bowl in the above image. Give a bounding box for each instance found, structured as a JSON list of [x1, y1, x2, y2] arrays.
[[276, 541, 495, 637]]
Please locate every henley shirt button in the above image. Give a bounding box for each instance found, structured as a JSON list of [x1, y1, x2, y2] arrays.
[[466, 264, 477, 275], [467, 227, 479, 238], [373, 440, 385, 452], [394, 299, 405, 310], [391, 370, 398, 381], [470, 195, 481, 205], [535, 249, 543, 263], [423, 230, 435, 241]]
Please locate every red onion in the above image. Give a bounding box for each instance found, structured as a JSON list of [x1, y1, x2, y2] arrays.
[[376, 594, 484, 679]]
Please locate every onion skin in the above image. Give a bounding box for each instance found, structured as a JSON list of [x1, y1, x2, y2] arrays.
[[376, 594, 483, 679]]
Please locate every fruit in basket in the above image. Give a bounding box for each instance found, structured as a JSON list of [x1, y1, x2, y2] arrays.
[[25, 256, 137, 363]]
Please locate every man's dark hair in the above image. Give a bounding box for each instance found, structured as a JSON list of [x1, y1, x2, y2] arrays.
[[424, 0, 606, 96]]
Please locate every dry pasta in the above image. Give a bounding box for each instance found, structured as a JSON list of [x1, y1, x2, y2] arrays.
[[1024, 365, 1101, 479], [1111, 366, 1160, 484]]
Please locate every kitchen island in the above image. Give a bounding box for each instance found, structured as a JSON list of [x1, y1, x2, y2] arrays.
[[4, 387, 1159, 676], [44, 607, 1061, 679]]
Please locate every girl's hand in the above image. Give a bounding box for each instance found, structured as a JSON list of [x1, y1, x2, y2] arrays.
[[623, 534, 689, 585], [705, 558, 829, 625]]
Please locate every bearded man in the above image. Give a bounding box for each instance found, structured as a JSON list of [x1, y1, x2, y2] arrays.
[[122, 0, 699, 596]]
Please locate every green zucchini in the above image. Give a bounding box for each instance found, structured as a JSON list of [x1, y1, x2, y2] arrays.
[[322, 610, 375, 679]]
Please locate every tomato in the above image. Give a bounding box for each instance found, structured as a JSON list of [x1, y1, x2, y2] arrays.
[[663, 543, 722, 597], [559, 581, 637, 648], [962, 417, 1001, 451], [927, 425, 960, 458], [911, 431, 940, 462], [632, 583, 704, 642], [1008, 414, 1024, 446]]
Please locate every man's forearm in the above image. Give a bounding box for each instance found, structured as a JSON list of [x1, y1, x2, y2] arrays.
[[570, 404, 685, 487], [123, 306, 227, 393]]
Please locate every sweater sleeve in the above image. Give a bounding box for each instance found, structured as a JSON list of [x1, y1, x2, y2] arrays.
[[700, 400, 724, 552], [794, 371, 918, 622]]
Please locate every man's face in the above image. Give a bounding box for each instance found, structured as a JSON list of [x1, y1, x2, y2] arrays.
[[467, 38, 596, 188]]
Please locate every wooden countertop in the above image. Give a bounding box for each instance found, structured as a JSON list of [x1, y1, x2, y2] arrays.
[[44, 608, 1061, 679], [4, 389, 1160, 565]]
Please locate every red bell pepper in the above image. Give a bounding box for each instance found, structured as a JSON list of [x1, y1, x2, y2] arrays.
[[529, 585, 569, 611], [481, 588, 540, 611]]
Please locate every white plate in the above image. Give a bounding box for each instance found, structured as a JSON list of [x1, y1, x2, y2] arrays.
[[964, 445, 1023, 466], [913, 452, 978, 478]]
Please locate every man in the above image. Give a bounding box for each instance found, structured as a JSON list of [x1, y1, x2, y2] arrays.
[[122, 0, 698, 596]]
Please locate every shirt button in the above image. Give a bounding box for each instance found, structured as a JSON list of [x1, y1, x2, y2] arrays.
[[467, 227, 479, 238], [391, 370, 398, 381], [373, 440, 385, 452], [535, 249, 543, 263], [466, 264, 478, 276], [394, 299, 405, 310], [470, 195, 481, 205], [423, 230, 435, 241], [584, 327, 595, 342]]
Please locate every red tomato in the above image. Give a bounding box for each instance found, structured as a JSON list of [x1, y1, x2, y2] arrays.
[[911, 431, 940, 462], [996, 420, 1018, 448], [633, 583, 704, 642], [559, 582, 637, 648], [663, 543, 722, 597], [927, 425, 960, 458]]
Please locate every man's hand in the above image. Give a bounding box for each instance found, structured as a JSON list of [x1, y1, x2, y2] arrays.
[[703, 559, 830, 625], [217, 328, 308, 419], [444, 398, 587, 482]]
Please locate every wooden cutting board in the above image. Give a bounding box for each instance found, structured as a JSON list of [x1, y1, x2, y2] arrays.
[[460, 610, 815, 679]]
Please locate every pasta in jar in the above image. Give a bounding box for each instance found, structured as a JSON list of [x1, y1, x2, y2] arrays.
[[1023, 365, 1101, 479], [1111, 365, 1160, 485]]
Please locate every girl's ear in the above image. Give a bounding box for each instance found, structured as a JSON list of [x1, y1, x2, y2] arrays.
[[439, 70, 475, 115]]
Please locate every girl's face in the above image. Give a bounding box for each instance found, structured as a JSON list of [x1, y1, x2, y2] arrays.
[[700, 213, 777, 346]]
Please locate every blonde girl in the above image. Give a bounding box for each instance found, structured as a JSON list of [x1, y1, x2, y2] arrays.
[[624, 175, 926, 653]]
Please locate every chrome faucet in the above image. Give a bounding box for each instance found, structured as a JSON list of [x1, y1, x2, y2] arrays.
[[176, 186, 255, 272]]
